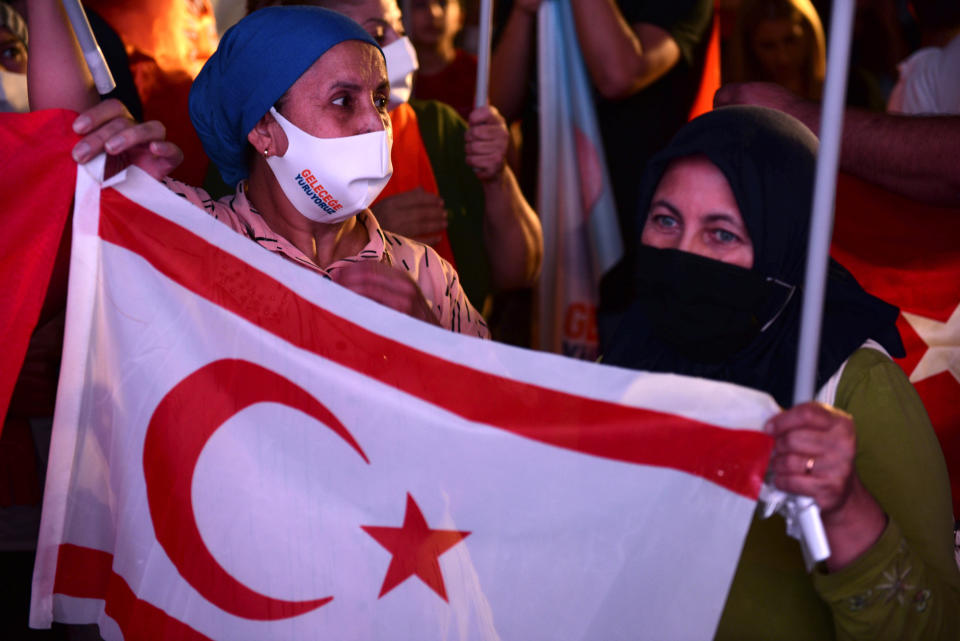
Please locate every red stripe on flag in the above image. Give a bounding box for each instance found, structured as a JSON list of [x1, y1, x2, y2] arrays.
[[54, 543, 213, 640], [97, 189, 773, 499]]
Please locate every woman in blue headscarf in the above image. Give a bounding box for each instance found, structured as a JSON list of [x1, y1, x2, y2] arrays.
[[73, 6, 487, 338], [174, 6, 487, 337], [602, 105, 959, 640]]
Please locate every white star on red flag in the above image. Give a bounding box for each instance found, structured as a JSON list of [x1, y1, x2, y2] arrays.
[[903, 305, 960, 385]]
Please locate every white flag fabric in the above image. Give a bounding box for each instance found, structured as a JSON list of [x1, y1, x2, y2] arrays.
[[536, 0, 623, 360], [31, 160, 780, 640]]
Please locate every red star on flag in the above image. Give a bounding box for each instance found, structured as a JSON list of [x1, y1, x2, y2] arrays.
[[362, 494, 471, 601]]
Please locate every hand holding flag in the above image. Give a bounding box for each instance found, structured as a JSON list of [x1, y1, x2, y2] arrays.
[[71, 99, 183, 179]]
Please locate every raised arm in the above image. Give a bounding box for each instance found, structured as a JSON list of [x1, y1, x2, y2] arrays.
[[716, 82, 960, 207], [26, 0, 98, 111], [569, 0, 681, 100], [489, 0, 540, 122], [465, 104, 543, 290]]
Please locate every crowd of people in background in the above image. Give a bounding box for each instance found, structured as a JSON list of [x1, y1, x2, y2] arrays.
[[2, 0, 959, 639]]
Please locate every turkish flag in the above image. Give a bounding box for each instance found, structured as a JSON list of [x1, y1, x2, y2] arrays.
[[0, 110, 78, 430], [31, 159, 777, 639], [832, 173, 960, 516]]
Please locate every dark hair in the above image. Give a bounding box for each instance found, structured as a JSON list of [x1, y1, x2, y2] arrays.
[[911, 0, 960, 30]]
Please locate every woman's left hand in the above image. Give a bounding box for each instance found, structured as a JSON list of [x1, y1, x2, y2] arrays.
[[767, 402, 859, 514], [464, 105, 509, 181], [767, 401, 887, 570], [71, 99, 183, 180]]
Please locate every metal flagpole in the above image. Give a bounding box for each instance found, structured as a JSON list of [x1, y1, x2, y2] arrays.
[[474, 0, 494, 107], [784, 0, 858, 569], [60, 0, 115, 95]]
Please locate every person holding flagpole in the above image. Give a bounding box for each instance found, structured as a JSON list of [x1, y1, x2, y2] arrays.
[[602, 105, 960, 640]]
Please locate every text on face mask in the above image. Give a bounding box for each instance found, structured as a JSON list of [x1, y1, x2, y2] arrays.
[[296, 169, 343, 213]]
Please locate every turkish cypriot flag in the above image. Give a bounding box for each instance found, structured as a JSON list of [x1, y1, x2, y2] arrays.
[[30, 156, 778, 640]]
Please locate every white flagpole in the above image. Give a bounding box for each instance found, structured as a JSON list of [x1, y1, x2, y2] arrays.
[[786, 0, 858, 569], [60, 0, 116, 95], [474, 0, 494, 107]]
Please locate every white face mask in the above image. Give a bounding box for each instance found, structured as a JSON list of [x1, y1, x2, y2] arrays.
[[0, 69, 29, 113], [381, 36, 419, 111], [265, 107, 393, 224]]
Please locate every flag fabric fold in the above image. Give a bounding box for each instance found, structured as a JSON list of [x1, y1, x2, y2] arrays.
[[536, 0, 623, 361], [30, 152, 780, 640]]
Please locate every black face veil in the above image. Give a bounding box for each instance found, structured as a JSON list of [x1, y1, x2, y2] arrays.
[[601, 106, 903, 407]]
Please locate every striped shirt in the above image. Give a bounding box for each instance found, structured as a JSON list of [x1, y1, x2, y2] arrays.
[[164, 178, 489, 339]]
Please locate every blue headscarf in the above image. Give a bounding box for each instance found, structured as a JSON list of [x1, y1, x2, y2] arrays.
[[190, 6, 382, 186]]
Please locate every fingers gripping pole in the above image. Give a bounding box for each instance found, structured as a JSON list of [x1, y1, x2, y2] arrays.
[[60, 0, 116, 95]]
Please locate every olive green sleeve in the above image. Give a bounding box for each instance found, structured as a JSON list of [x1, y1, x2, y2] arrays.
[[812, 349, 960, 640]]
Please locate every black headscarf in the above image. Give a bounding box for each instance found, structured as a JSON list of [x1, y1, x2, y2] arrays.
[[601, 106, 903, 407]]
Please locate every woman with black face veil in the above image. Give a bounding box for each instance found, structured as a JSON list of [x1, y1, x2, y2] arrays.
[[602, 106, 959, 640]]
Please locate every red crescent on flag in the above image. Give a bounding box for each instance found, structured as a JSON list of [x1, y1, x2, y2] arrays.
[[142, 358, 369, 620]]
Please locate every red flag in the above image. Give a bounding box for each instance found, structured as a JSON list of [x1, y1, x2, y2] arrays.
[[832, 173, 960, 515], [0, 110, 79, 431], [687, 14, 721, 121]]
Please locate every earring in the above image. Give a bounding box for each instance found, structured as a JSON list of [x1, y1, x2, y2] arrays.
[[263, 148, 270, 158]]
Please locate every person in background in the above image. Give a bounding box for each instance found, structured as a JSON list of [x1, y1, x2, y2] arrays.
[[887, 0, 960, 115], [728, 0, 825, 100], [409, 0, 477, 121], [0, 0, 143, 118], [601, 105, 960, 640]]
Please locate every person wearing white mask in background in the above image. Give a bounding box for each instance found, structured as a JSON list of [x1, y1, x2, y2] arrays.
[[74, 6, 490, 337], [0, 2, 28, 113], [272, 0, 542, 326]]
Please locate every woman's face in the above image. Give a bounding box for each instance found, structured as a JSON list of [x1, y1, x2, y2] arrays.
[[409, 0, 463, 48], [0, 27, 27, 74], [751, 16, 807, 86], [275, 40, 391, 140], [336, 0, 406, 47], [641, 155, 754, 269]]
